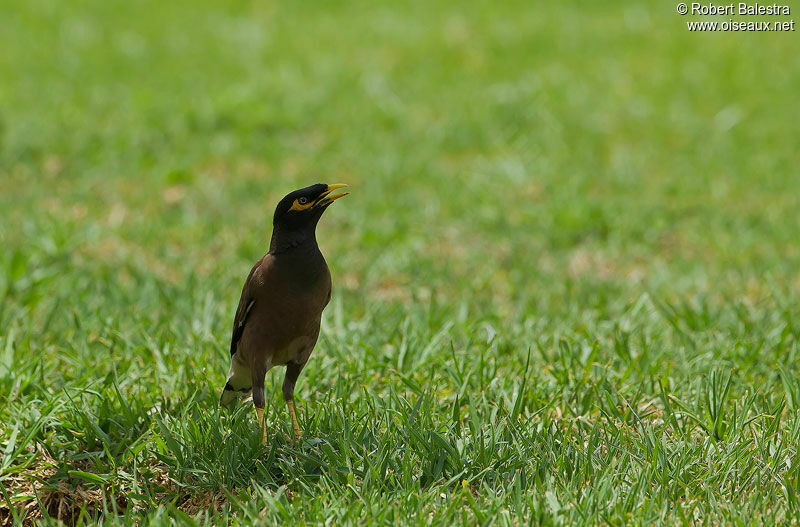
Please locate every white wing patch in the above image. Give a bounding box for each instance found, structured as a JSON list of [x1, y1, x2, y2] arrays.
[[239, 299, 255, 330]]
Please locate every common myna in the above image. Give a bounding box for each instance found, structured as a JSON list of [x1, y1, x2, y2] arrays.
[[220, 183, 348, 444]]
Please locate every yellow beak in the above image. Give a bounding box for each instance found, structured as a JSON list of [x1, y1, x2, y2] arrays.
[[317, 183, 349, 206]]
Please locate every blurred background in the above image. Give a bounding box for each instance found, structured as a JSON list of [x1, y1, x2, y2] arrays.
[[2, 0, 798, 319]]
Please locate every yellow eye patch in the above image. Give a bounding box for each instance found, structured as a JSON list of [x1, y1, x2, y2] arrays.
[[289, 198, 314, 211]]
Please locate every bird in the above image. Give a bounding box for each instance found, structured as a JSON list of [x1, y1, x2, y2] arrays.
[[220, 183, 348, 445]]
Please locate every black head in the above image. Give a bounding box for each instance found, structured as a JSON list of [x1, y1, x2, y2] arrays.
[[273, 183, 349, 228]]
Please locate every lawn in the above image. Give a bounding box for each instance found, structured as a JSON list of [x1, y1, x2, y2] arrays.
[[1, 0, 800, 525]]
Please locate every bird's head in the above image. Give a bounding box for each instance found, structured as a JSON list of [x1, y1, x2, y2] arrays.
[[273, 183, 349, 228], [270, 184, 348, 252]]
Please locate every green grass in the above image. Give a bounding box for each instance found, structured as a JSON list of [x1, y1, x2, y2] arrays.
[[2, 0, 800, 524]]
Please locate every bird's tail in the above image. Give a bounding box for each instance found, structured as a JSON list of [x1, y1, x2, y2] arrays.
[[220, 354, 253, 407], [220, 382, 252, 407]]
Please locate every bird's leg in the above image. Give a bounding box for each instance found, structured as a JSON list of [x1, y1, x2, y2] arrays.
[[252, 382, 267, 446], [283, 362, 306, 443], [287, 400, 301, 442], [255, 406, 266, 445]]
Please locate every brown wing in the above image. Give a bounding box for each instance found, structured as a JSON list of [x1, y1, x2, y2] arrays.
[[229, 260, 261, 356]]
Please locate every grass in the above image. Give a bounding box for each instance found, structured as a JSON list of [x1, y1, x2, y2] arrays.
[[1, 0, 800, 524]]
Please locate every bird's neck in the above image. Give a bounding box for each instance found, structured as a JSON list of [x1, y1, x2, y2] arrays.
[[269, 226, 319, 255], [268, 227, 328, 287]]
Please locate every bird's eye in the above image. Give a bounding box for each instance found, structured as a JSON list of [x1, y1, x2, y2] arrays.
[[298, 197, 309, 205]]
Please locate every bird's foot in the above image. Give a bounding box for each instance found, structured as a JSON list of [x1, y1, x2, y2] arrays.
[[287, 400, 302, 444], [256, 407, 267, 446]]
